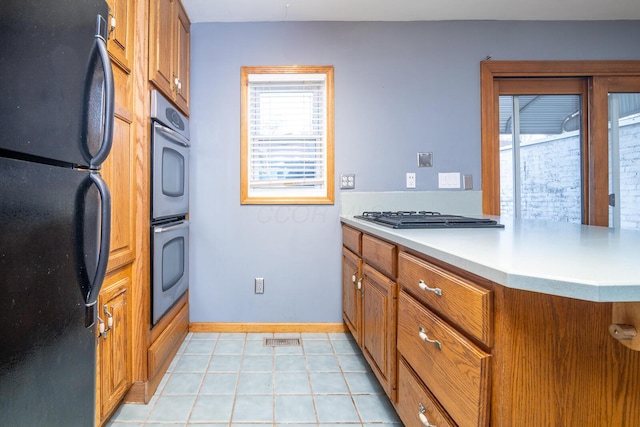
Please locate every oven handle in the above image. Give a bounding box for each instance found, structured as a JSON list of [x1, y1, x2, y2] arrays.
[[154, 220, 190, 233], [154, 122, 190, 147]]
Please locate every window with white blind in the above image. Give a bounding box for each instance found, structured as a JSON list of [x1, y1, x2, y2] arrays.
[[241, 66, 334, 204]]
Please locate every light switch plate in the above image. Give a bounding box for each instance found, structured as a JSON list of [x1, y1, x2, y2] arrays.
[[438, 172, 461, 189], [340, 174, 355, 189]]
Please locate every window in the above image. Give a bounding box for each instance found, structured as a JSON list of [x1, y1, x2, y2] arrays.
[[497, 79, 586, 223], [480, 61, 640, 228], [240, 66, 334, 205]]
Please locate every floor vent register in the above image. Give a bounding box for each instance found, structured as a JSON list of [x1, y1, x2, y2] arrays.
[[263, 338, 302, 347]]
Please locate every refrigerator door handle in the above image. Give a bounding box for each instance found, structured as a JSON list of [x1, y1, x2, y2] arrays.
[[86, 171, 111, 307], [89, 14, 115, 169]]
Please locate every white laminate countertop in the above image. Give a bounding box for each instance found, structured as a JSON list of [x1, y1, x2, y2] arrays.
[[341, 215, 640, 303]]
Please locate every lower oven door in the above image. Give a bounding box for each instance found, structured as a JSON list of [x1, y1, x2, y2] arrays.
[[152, 219, 189, 325]]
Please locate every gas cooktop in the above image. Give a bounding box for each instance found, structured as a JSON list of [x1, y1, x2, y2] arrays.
[[354, 211, 504, 229]]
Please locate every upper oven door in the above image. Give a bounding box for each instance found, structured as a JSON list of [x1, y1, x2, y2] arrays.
[[152, 121, 190, 220]]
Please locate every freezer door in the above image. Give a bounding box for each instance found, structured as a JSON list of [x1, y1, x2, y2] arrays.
[[0, 157, 110, 426], [0, 0, 114, 169]]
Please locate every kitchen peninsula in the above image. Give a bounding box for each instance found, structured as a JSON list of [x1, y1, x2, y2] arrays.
[[340, 192, 640, 426]]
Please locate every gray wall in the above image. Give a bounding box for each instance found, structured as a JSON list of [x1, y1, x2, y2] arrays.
[[188, 20, 640, 323]]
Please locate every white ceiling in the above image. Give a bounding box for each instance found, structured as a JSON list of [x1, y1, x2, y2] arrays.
[[182, 0, 640, 23]]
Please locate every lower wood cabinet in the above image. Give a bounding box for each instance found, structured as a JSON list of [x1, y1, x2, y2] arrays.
[[343, 223, 640, 426], [396, 357, 455, 427], [342, 247, 362, 345], [96, 265, 133, 424], [398, 290, 490, 426], [362, 263, 397, 399], [342, 226, 398, 401]]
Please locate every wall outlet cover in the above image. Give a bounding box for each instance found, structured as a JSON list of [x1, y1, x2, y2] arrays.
[[255, 278, 264, 294], [406, 172, 416, 189], [340, 174, 355, 189]]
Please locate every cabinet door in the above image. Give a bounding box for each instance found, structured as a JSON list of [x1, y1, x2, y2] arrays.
[[102, 103, 136, 271], [174, 0, 190, 114], [106, 0, 134, 72], [97, 266, 133, 422], [342, 247, 362, 345], [362, 263, 397, 399], [149, 0, 174, 99]]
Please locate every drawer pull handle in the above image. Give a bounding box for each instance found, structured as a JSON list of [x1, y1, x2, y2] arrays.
[[357, 277, 363, 290], [418, 403, 436, 427], [419, 412, 436, 427], [352, 271, 358, 283], [418, 280, 442, 296], [419, 326, 442, 350]]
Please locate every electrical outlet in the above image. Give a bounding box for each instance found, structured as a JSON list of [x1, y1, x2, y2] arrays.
[[406, 173, 416, 189], [340, 174, 355, 189], [255, 278, 264, 294]]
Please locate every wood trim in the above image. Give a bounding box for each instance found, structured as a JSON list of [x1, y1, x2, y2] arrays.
[[240, 65, 335, 205], [480, 62, 500, 215], [189, 322, 349, 333], [589, 77, 609, 226], [480, 60, 640, 78], [130, 0, 151, 393]]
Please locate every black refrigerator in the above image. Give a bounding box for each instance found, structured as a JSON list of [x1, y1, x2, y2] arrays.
[[0, 0, 114, 425]]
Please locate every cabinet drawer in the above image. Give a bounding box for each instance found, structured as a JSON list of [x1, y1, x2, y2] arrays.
[[398, 291, 491, 427], [342, 225, 362, 255], [362, 234, 396, 279], [399, 251, 492, 345], [396, 357, 455, 427]]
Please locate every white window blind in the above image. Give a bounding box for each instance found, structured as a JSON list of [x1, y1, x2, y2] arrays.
[[247, 73, 327, 198]]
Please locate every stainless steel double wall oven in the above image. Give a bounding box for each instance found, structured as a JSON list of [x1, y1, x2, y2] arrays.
[[150, 90, 190, 326]]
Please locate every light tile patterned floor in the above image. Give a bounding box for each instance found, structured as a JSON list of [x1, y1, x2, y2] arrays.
[[107, 332, 402, 426]]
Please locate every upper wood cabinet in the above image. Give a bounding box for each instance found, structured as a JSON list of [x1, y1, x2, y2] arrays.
[[149, 0, 190, 115], [106, 0, 134, 72]]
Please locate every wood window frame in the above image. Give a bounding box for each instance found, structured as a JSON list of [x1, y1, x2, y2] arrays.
[[480, 60, 640, 225], [240, 65, 335, 205]]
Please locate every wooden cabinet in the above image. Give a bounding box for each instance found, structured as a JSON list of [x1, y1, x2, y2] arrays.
[[96, 265, 132, 423], [98, 0, 137, 423], [149, 0, 190, 115], [341, 226, 398, 401], [396, 358, 455, 427], [398, 290, 490, 426], [398, 251, 493, 346], [361, 263, 397, 399], [397, 251, 493, 427], [342, 246, 362, 345], [342, 223, 640, 426]]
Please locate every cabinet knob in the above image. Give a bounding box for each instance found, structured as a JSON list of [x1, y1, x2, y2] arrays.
[[104, 305, 113, 330], [108, 13, 116, 36], [97, 315, 107, 339]]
